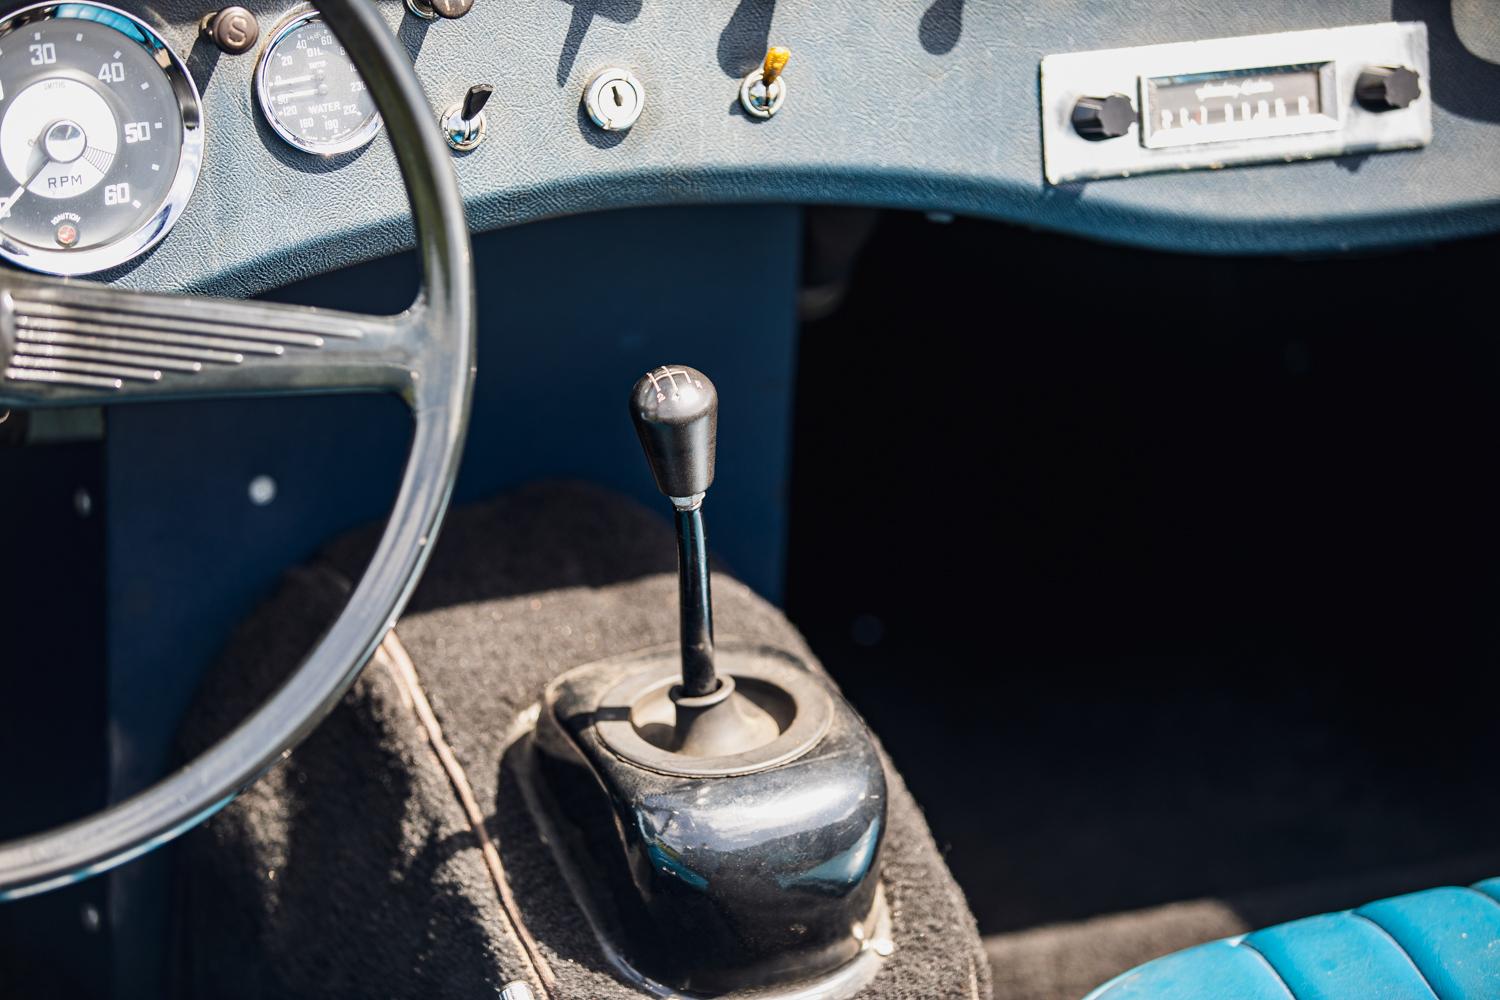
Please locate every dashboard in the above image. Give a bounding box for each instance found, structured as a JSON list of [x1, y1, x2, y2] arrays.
[[0, 0, 1497, 297]]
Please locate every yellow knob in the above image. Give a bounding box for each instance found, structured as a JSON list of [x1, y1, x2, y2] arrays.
[[762, 46, 791, 88]]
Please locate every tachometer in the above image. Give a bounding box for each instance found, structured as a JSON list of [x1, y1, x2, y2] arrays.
[[0, 1, 203, 275], [254, 7, 379, 156]]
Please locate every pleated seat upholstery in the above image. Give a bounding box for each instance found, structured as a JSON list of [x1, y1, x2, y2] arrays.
[[1084, 879, 1500, 1000]]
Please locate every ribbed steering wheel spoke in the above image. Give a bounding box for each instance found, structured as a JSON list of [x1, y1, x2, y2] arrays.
[[0, 0, 473, 899], [0, 270, 424, 407]]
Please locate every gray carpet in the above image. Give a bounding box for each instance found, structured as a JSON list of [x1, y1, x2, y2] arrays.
[[174, 482, 991, 999]]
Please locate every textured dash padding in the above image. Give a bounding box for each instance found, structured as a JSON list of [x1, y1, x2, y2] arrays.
[[173, 482, 991, 999]]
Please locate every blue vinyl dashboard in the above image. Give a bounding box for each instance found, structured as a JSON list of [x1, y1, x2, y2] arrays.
[[65, 0, 1500, 298]]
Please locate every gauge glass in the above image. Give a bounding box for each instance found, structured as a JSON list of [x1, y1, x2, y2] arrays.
[[255, 10, 380, 155], [1141, 62, 1340, 149], [0, 1, 203, 275]]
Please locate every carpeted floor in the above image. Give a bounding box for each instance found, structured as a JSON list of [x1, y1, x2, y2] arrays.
[[173, 483, 991, 999], [170, 474, 1500, 1000]]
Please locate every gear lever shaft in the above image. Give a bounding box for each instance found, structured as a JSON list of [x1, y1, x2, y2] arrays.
[[631, 365, 719, 697]]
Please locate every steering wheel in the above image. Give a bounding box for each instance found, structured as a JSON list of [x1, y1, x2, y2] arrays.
[[0, 0, 473, 898]]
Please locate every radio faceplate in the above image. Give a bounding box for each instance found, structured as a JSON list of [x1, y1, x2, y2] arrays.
[[1040, 22, 1431, 185]]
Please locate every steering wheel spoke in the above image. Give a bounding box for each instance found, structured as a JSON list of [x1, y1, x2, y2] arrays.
[[0, 270, 424, 407], [0, 0, 474, 900]]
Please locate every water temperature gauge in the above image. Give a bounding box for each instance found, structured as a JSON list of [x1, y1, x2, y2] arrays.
[[255, 7, 379, 155]]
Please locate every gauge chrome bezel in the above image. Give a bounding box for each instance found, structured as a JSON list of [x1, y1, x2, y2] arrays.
[[0, 1, 204, 276], [254, 5, 383, 156]]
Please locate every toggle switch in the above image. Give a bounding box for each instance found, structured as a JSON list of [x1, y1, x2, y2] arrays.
[[440, 83, 493, 151], [584, 67, 645, 132], [740, 46, 790, 119]]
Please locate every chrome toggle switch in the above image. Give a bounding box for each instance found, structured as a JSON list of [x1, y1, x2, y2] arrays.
[[740, 46, 790, 119], [584, 67, 645, 132], [440, 84, 493, 152]]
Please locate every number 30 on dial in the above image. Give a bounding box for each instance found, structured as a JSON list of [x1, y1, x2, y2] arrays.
[[0, 1, 204, 275]]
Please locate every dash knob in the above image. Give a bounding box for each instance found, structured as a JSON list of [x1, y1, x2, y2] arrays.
[[1356, 66, 1421, 111], [198, 7, 259, 54], [404, 0, 474, 19], [1071, 93, 1136, 140]]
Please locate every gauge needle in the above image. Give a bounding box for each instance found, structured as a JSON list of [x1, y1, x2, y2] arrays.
[[0, 157, 51, 219]]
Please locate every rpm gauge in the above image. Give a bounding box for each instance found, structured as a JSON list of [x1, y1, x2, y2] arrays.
[[255, 8, 380, 155], [0, 2, 203, 275]]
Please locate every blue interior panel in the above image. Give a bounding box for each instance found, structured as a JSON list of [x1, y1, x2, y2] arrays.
[[101, 205, 801, 992]]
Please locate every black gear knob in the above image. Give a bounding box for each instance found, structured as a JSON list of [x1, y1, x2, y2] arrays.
[[630, 365, 717, 502]]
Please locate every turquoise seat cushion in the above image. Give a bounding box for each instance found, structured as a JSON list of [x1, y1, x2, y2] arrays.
[[1080, 939, 1294, 1000], [1356, 887, 1500, 999], [1245, 911, 1435, 1000], [1084, 880, 1500, 1000]]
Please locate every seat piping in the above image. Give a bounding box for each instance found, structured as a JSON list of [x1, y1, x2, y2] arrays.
[[1348, 910, 1441, 1000]]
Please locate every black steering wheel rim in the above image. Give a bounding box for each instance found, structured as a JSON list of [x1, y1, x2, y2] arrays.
[[0, 0, 474, 898]]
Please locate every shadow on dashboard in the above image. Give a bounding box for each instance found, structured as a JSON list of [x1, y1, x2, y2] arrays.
[[717, 0, 776, 77], [1391, 0, 1500, 123], [919, 0, 962, 55], [556, 0, 643, 87]]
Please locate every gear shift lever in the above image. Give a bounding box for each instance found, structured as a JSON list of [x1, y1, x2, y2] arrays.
[[630, 365, 779, 755], [529, 364, 890, 993], [629, 365, 718, 697]]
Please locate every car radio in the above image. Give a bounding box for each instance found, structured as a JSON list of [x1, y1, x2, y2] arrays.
[[1041, 22, 1432, 184]]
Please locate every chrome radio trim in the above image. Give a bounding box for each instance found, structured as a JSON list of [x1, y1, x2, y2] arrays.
[[1040, 21, 1431, 185]]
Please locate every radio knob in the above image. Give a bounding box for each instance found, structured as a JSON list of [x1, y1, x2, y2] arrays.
[[1071, 93, 1135, 140], [1356, 66, 1421, 111]]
